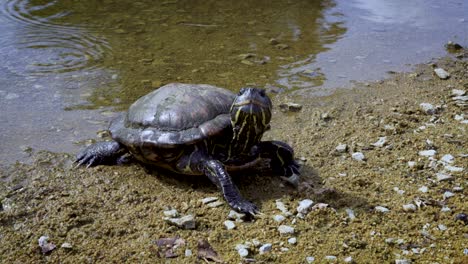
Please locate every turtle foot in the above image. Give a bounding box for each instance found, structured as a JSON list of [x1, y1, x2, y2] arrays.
[[76, 141, 124, 167], [229, 199, 259, 216]]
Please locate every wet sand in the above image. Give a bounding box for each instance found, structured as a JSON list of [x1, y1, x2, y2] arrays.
[[1, 51, 467, 263]]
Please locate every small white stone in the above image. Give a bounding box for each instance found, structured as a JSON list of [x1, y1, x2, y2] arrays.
[[207, 201, 224, 208], [441, 206, 451, 212], [454, 114, 464, 121], [344, 256, 353, 263], [163, 209, 179, 218], [228, 210, 245, 221], [306, 256, 315, 263], [452, 89, 466, 96], [375, 206, 390, 213], [438, 224, 447, 231], [288, 237, 297, 245], [278, 225, 295, 235], [185, 249, 192, 256], [419, 150, 436, 157], [276, 200, 292, 216], [297, 199, 314, 214], [345, 208, 356, 220], [372, 137, 387, 147], [420, 103, 436, 114], [280, 247, 289, 252], [418, 186, 428, 193], [273, 214, 286, 223], [200, 197, 218, 204], [440, 154, 455, 164], [259, 243, 272, 254], [402, 204, 417, 212], [453, 186, 464, 192], [434, 68, 450, 79], [237, 248, 248, 257], [444, 165, 464, 172], [61, 242, 72, 249], [335, 143, 348, 153], [224, 220, 236, 230], [164, 215, 196, 229], [395, 259, 411, 264], [325, 255, 337, 261], [436, 172, 453, 182], [407, 161, 416, 168], [443, 191, 455, 199], [351, 152, 365, 161]]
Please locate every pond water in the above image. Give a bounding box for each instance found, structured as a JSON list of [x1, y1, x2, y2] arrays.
[[0, 0, 467, 165]]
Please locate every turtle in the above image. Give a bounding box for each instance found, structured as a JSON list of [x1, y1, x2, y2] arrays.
[[76, 83, 300, 215]]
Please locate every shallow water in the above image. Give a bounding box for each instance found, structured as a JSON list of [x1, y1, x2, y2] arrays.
[[0, 0, 467, 165]]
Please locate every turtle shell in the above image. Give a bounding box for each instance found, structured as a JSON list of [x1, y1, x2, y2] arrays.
[[110, 83, 235, 149]]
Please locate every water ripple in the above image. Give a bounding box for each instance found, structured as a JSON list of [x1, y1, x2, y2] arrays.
[[0, 0, 111, 75]]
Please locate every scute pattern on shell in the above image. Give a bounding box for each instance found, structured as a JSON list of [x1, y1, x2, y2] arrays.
[[109, 83, 235, 148]]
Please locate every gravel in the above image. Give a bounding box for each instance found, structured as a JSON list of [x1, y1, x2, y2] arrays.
[[278, 225, 295, 235]]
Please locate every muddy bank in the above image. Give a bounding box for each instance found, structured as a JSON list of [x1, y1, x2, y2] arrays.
[[1, 52, 467, 263]]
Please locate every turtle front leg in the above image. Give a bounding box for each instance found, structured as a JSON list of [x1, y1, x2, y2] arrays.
[[254, 141, 301, 177], [76, 141, 128, 167], [201, 160, 259, 216]]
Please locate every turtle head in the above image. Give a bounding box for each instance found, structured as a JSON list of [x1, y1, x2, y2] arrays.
[[230, 87, 272, 153]]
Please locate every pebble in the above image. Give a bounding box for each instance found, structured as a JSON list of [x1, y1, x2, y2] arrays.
[[259, 243, 272, 254], [228, 210, 245, 221], [280, 247, 289, 252], [375, 206, 390, 213], [288, 237, 297, 245], [345, 208, 356, 220], [273, 214, 286, 223], [351, 152, 365, 161], [419, 150, 436, 157], [237, 247, 249, 257], [325, 255, 337, 261], [306, 256, 315, 263], [440, 154, 455, 164], [402, 204, 417, 212], [436, 172, 453, 182], [419, 103, 436, 114], [276, 200, 292, 216], [278, 225, 295, 235], [297, 199, 314, 215], [164, 215, 196, 229], [344, 256, 353, 263], [441, 206, 451, 212], [335, 143, 348, 153], [372, 137, 387, 147], [200, 197, 218, 204], [407, 161, 416, 168], [444, 165, 464, 172], [38, 236, 56, 254], [395, 259, 411, 264], [61, 242, 72, 249], [185, 249, 192, 256], [163, 209, 179, 218], [438, 224, 447, 231], [418, 186, 428, 193], [224, 220, 236, 230], [207, 201, 224, 208], [434, 68, 450, 79], [452, 89, 466, 96], [443, 191, 455, 199]]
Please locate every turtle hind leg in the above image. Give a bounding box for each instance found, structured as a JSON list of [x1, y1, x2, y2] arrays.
[[255, 141, 301, 177], [76, 141, 127, 167], [201, 159, 259, 216]]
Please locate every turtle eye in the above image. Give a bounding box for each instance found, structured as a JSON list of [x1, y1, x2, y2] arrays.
[[238, 88, 247, 95]]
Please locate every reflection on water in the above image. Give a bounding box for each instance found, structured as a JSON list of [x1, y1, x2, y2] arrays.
[[0, 0, 467, 165], [0, 0, 110, 75]]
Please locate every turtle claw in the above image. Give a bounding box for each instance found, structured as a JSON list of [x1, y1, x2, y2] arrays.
[[230, 199, 259, 217], [75, 141, 124, 167]]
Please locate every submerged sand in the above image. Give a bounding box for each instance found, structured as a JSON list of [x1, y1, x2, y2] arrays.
[[1, 52, 467, 263]]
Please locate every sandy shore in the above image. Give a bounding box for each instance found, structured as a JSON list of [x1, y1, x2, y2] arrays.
[[1, 51, 467, 263]]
